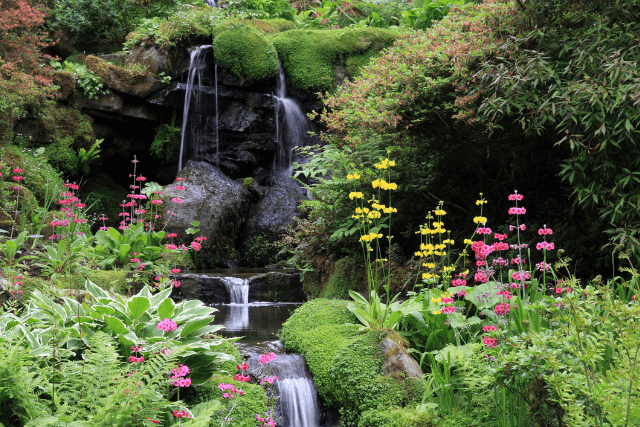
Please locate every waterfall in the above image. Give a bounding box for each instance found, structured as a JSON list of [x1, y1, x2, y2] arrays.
[[274, 61, 312, 173], [220, 277, 249, 304], [178, 46, 210, 172], [246, 350, 321, 427], [204, 0, 218, 6], [214, 61, 219, 168]]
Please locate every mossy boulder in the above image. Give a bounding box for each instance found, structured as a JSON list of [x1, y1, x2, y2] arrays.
[[52, 71, 76, 100], [213, 21, 279, 85], [270, 27, 398, 92], [280, 299, 424, 426], [358, 407, 437, 427], [85, 55, 162, 97], [124, 43, 175, 75]]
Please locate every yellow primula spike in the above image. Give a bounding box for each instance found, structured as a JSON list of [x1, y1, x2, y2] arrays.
[[347, 174, 353, 180], [353, 173, 360, 179]]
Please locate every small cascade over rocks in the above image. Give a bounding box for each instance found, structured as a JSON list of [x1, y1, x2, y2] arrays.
[[244, 344, 322, 427], [220, 276, 249, 304]]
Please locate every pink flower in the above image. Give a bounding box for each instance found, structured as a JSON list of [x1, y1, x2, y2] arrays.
[[508, 193, 523, 201], [259, 352, 277, 365], [174, 185, 185, 190], [441, 306, 455, 314], [195, 236, 207, 242], [171, 198, 183, 204], [538, 227, 553, 235], [167, 233, 178, 238], [166, 243, 177, 250], [477, 227, 492, 234], [157, 318, 177, 332], [12, 168, 23, 173], [483, 325, 497, 332], [536, 242, 555, 251], [508, 207, 526, 215], [494, 303, 511, 316], [151, 199, 162, 204], [171, 268, 181, 273], [483, 336, 498, 348], [191, 241, 201, 252]]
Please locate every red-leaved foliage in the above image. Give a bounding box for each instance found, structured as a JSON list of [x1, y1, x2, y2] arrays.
[[0, 0, 57, 117]]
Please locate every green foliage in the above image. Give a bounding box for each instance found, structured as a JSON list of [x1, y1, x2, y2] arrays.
[[241, 233, 278, 267], [321, 257, 362, 298], [52, 61, 109, 100], [151, 113, 181, 164], [358, 407, 437, 427], [271, 27, 397, 92], [77, 139, 102, 176], [35, 238, 84, 278], [213, 21, 279, 83], [470, 0, 640, 253], [223, 0, 296, 20], [189, 376, 268, 427], [93, 223, 166, 269], [47, 0, 133, 44], [0, 231, 28, 266], [85, 269, 129, 293]]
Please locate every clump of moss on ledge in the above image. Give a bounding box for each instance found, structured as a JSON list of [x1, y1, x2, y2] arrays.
[[213, 21, 279, 84], [270, 27, 398, 93]]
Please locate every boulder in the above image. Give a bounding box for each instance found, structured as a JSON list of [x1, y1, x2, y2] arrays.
[[85, 55, 161, 98], [171, 274, 231, 304], [76, 91, 124, 113], [247, 271, 306, 302], [125, 43, 174, 76], [158, 161, 251, 264], [379, 332, 423, 379]]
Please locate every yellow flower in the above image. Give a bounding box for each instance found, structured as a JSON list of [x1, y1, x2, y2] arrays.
[[443, 266, 455, 272], [372, 179, 380, 188], [431, 297, 441, 303], [432, 311, 442, 315], [383, 207, 397, 214], [423, 263, 435, 269], [353, 173, 360, 179], [443, 239, 455, 245], [389, 160, 396, 167], [473, 216, 487, 224], [434, 209, 446, 216], [355, 207, 363, 214], [363, 207, 370, 213], [476, 199, 487, 205], [368, 211, 381, 219], [349, 192, 364, 200], [347, 174, 354, 180], [464, 239, 473, 244]]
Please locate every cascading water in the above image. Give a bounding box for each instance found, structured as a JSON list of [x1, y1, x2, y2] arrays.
[[178, 46, 210, 171], [220, 277, 249, 304], [246, 350, 321, 427], [214, 61, 219, 168], [273, 61, 312, 173]]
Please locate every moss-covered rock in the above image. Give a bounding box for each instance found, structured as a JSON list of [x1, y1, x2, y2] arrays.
[[52, 71, 76, 100], [86, 269, 129, 293], [189, 375, 268, 427], [85, 55, 162, 97], [270, 28, 398, 92], [213, 21, 279, 84], [280, 299, 424, 426]]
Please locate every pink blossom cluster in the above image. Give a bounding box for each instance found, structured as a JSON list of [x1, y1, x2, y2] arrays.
[[492, 257, 509, 267], [474, 272, 489, 283], [511, 271, 531, 281], [456, 289, 466, 297], [494, 233, 507, 241], [483, 325, 497, 332], [218, 382, 244, 398], [509, 224, 526, 231], [170, 364, 191, 387], [483, 336, 497, 348], [255, 414, 277, 427], [194, 236, 207, 242], [191, 241, 201, 252], [536, 242, 554, 251], [494, 302, 511, 316], [496, 290, 513, 301], [508, 193, 523, 201], [173, 410, 192, 419], [538, 227, 553, 235], [508, 207, 526, 215], [171, 268, 181, 273], [493, 242, 509, 251], [441, 306, 455, 314], [536, 261, 551, 271], [477, 227, 492, 234], [471, 241, 493, 260], [451, 277, 466, 287], [555, 287, 572, 294], [259, 376, 279, 385], [157, 318, 177, 332], [234, 374, 251, 382], [259, 352, 277, 365]]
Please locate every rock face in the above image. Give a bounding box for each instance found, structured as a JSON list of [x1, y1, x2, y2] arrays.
[[159, 160, 251, 264], [172, 271, 306, 304], [379, 333, 423, 379], [248, 272, 306, 302]]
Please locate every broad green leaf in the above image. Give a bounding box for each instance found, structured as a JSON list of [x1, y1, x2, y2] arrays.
[[180, 316, 215, 338], [128, 296, 150, 320], [105, 316, 128, 335], [157, 297, 175, 319]]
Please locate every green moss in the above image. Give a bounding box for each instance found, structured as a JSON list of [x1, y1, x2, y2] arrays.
[[346, 50, 380, 79], [86, 269, 129, 293], [241, 233, 278, 267], [321, 256, 363, 299], [189, 376, 268, 427], [52, 71, 76, 100], [0, 137, 64, 205], [358, 407, 437, 427], [280, 301, 423, 426], [245, 18, 296, 34], [213, 21, 279, 84], [270, 28, 397, 92], [166, 248, 195, 270], [243, 177, 254, 188]]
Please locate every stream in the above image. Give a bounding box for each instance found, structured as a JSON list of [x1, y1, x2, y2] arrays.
[[193, 269, 337, 427]]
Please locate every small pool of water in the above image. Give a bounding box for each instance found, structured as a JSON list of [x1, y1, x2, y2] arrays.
[[213, 302, 301, 343]]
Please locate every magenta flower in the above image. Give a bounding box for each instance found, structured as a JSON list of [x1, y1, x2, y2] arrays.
[[157, 318, 177, 332]]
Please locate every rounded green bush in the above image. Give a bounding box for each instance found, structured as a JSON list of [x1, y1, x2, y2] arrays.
[[358, 407, 437, 427], [213, 21, 279, 84]]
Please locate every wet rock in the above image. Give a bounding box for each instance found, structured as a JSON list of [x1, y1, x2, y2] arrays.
[[380, 333, 423, 378], [219, 101, 260, 132], [245, 172, 307, 238], [247, 271, 306, 302], [158, 161, 251, 261], [76, 91, 124, 113], [171, 274, 231, 304]]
